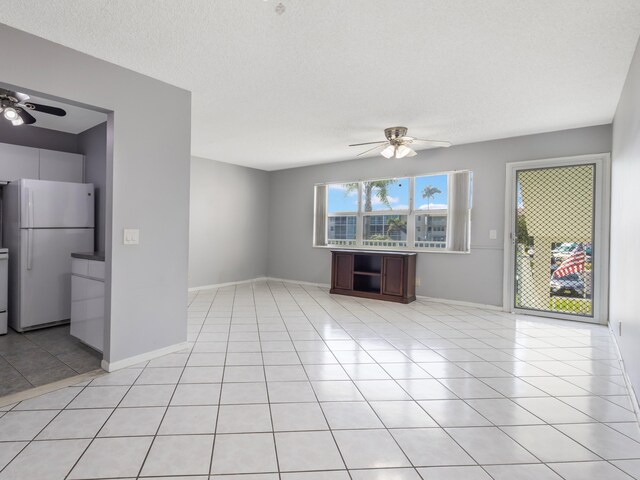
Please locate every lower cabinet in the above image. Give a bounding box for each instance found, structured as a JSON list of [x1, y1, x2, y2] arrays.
[[330, 250, 416, 303], [382, 256, 405, 296], [70, 259, 104, 352], [333, 252, 354, 290]]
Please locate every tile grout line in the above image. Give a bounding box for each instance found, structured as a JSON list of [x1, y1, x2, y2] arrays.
[[292, 282, 616, 475], [265, 280, 355, 480], [207, 285, 236, 477], [252, 281, 283, 480], [283, 281, 443, 474], [1, 280, 639, 478]]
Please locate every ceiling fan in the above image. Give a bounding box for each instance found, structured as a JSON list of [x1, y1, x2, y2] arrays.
[[349, 126, 451, 159], [0, 88, 67, 126]]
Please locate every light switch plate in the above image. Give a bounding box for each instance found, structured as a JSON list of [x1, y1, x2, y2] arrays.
[[123, 228, 140, 245], [489, 229, 497, 240]]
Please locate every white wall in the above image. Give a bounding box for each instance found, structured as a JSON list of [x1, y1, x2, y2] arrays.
[[267, 125, 611, 306], [1, 24, 191, 365], [189, 157, 269, 288], [611, 35, 640, 399]]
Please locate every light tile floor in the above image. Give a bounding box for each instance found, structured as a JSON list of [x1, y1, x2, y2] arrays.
[[0, 280, 639, 479]]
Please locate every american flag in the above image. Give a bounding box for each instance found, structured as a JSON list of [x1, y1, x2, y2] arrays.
[[553, 244, 586, 278]]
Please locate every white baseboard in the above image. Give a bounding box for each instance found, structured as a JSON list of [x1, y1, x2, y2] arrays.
[[188, 276, 330, 292], [188, 275, 501, 310], [188, 277, 268, 292], [608, 324, 640, 423], [265, 277, 331, 289], [101, 341, 189, 372], [416, 295, 503, 311]]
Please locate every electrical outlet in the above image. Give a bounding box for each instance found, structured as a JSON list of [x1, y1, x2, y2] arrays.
[[415, 277, 421, 287], [123, 228, 140, 245], [489, 229, 497, 240]]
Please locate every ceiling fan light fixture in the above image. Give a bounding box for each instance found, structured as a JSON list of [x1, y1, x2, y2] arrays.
[[350, 126, 451, 159], [11, 117, 24, 126], [3, 107, 18, 121], [380, 145, 395, 159], [395, 144, 415, 159]]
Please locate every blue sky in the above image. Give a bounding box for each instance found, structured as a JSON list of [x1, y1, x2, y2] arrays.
[[415, 174, 448, 210], [327, 174, 449, 213]]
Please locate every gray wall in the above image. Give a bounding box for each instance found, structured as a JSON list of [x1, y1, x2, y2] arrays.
[[267, 125, 612, 306], [189, 157, 269, 288], [78, 122, 107, 253], [0, 121, 80, 153], [611, 35, 640, 400], [1, 24, 191, 365]]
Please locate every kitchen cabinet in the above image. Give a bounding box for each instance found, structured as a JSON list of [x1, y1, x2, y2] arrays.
[[39, 149, 84, 182], [330, 250, 417, 303], [70, 256, 104, 352], [0, 143, 39, 181], [0, 142, 84, 183]]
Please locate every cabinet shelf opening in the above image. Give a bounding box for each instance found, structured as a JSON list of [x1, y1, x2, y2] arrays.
[[353, 274, 381, 294], [354, 254, 381, 274]]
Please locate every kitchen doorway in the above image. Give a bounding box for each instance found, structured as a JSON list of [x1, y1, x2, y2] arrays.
[[0, 84, 108, 398], [503, 154, 611, 324]]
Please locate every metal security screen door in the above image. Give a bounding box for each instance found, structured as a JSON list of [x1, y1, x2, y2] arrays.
[[504, 154, 610, 324]]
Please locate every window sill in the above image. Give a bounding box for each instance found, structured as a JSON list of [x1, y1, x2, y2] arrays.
[[312, 245, 470, 255]]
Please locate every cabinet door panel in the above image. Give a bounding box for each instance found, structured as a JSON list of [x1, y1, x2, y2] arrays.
[[382, 256, 404, 296], [39, 149, 84, 183], [333, 253, 353, 290], [0, 143, 39, 181]]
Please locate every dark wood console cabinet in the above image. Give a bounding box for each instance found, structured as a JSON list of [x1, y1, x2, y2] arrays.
[[330, 250, 416, 303]]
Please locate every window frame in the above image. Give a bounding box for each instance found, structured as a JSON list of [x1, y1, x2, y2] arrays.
[[315, 170, 472, 254]]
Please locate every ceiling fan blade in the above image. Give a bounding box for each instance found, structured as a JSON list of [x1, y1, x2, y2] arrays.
[[412, 139, 452, 148], [349, 141, 387, 147], [17, 109, 37, 125], [25, 102, 67, 117], [357, 143, 388, 157]]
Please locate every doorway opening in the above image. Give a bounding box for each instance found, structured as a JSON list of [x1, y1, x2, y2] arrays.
[[0, 83, 109, 398], [503, 154, 611, 324]]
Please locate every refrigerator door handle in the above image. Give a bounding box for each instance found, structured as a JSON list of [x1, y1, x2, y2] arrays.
[[29, 188, 34, 228], [27, 229, 33, 270]]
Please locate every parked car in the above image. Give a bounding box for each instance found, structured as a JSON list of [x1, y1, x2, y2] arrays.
[[553, 242, 593, 263], [550, 273, 586, 298], [552, 242, 578, 262]]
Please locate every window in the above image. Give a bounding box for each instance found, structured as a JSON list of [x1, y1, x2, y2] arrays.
[[314, 171, 472, 252], [361, 178, 408, 247], [414, 174, 449, 249], [325, 183, 358, 246]]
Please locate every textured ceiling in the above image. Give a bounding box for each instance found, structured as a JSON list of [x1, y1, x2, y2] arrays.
[[1, 1, 639, 170]]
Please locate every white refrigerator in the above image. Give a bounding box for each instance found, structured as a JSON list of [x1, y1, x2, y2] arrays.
[[3, 179, 94, 332]]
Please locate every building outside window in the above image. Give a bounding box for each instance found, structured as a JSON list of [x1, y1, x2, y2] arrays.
[[328, 216, 356, 240]]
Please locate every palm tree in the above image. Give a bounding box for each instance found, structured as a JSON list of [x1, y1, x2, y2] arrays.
[[421, 185, 442, 211], [345, 180, 394, 212], [387, 217, 407, 239]]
